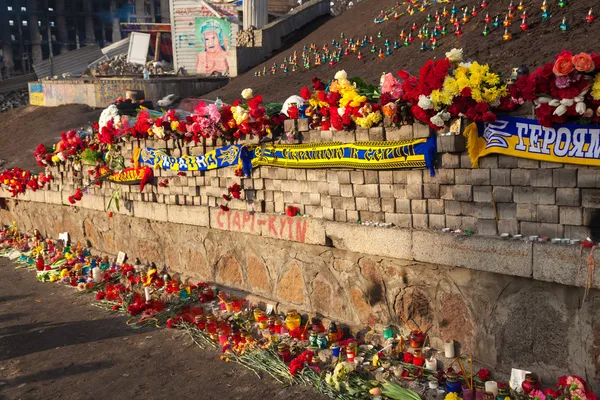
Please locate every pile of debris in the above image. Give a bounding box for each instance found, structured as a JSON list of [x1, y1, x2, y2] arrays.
[[89, 54, 173, 77], [0, 90, 28, 113], [236, 27, 256, 47]]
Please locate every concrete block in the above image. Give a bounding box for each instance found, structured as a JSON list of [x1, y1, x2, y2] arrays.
[[379, 184, 394, 198], [353, 184, 379, 198], [339, 184, 354, 198], [346, 210, 359, 222], [413, 123, 431, 138], [364, 171, 379, 184], [381, 198, 395, 213], [518, 158, 540, 168], [355, 197, 368, 211], [393, 171, 408, 184], [539, 223, 563, 238], [533, 243, 600, 288], [428, 199, 445, 214], [460, 153, 472, 168], [540, 161, 563, 168], [460, 201, 476, 217], [444, 200, 461, 215], [297, 118, 309, 132], [323, 207, 334, 220], [412, 230, 533, 277], [367, 197, 382, 212], [490, 169, 511, 186], [492, 186, 513, 203], [564, 225, 590, 240], [424, 169, 454, 184], [411, 199, 427, 214], [537, 205, 559, 224], [369, 127, 385, 141], [423, 184, 440, 199], [473, 186, 492, 202], [477, 219, 498, 236], [516, 203, 537, 221], [167, 204, 210, 227], [498, 155, 518, 168], [331, 196, 356, 210], [441, 153, 460, 168], [393, 184, 407, 199], [412, 214, 429, 229], [79, 194, 106, 212], [350, 171, 364, 184], [437, 135, 466, 153], [440, 185, 472, 201], [559, 207, 583, 226], [407, 170, 423, 185], [406, 184, 423, 200], [530, 169, 553, 187], [379, 171, 393, 184], [395, 199, 411, 214], [429, 214, 446, 230], [478, 155, 498, 169], [577, 169, 600, 188], [359, 211, 385, 222], [384, 213, 412, 228], [133, 201, 168, 222], [386, 125, 413, 141], [552, 169, 577, 188], [511, 169, 531, 186], [514, 187, 555, 205], [475, 203, 496, 219], [497, 203, 516, 220], [326, 170, 339, 183], [337, 171, 351, 184], [498, 219, 519, 234], [328, 182, 340, 196], [582, 189, 600, 208]]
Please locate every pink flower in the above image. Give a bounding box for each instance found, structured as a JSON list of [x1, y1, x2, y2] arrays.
[[530, 390, 546, 400]]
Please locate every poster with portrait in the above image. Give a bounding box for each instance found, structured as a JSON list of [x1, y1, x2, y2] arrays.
[[195, 17, 230, 76]]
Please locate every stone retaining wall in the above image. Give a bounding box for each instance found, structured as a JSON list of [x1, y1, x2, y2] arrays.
[[0, 198, 598, 386]]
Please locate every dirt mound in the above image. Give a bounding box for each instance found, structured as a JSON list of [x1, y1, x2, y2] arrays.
[[208, 0, 600, 102], [0, 105, 102, 172]]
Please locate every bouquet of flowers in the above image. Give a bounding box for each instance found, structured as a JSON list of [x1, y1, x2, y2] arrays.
[[510, 51, 600, 127], [538, 375, 597, 400], [187, 102, 224, 142], [403, 48, 509, 129]]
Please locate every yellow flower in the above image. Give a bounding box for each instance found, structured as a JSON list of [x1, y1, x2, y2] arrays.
[[592, 74, 600, 100], [170, 121, 179, 131], [484, 72, 501, 86]]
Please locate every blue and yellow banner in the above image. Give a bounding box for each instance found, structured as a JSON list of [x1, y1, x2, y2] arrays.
[[250, 138, 437, 176], [136, 137, 437, 176], [465, 116, 600, 168], [136, 145, 253, 172]]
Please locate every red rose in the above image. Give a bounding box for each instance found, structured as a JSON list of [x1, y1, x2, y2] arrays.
[[403, 352, 414, 363], [483, 112, 497, 123], [95, 292, 105, 300], [477, 368, 491, 381], [397, 70, 410, 79]]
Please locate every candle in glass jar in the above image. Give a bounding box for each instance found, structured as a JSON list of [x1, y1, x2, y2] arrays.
[[92, 266, 102, 282], [485, 381, 498, 397], [144, 286, 151, 302], [444, 339, 455, 358], [425, 357, 437, 371]]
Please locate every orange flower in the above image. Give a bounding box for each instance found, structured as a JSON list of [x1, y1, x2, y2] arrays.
[[553, 54, 574, 76], [382, 102, 398, 118], [572, 53, 595, 73]]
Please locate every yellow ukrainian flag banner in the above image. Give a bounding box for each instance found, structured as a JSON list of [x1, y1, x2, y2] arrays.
[[464, 116, 600, 168]]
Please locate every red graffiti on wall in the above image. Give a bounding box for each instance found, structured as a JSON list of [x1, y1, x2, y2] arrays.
[[215, 210, 308, 243]]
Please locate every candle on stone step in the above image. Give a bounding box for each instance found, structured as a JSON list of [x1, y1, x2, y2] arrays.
[[92, 266, 102, 283], [144, 286, 151, 302], [444, 339, 455, 358], [485, 381, 498, 396]]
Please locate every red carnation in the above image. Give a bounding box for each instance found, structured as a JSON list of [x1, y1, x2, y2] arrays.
[[300, 87, 311, 100]]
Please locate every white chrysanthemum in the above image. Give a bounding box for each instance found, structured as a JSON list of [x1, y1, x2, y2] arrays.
[[418, 95, 434, 110], [241, 88, 253, 100], [445, 48, 463, 63], [334, 70, 348, 80]]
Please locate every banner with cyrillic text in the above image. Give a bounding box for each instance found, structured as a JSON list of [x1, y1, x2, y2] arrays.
[[464, 116, 600, 168]]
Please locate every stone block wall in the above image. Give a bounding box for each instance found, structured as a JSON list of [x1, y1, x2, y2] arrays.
[[42, 121, 600, 241], [1, 198, 599, 387]]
